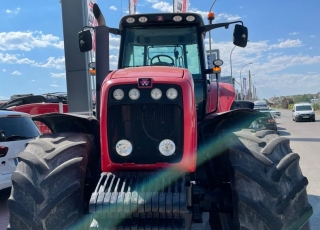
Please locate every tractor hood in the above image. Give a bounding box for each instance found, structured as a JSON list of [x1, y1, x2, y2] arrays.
[[110, 66, 184, 79]]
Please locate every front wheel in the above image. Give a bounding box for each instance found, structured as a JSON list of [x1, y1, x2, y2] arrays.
[[7, 133, 92, 230], [210, 129, 313, 229]]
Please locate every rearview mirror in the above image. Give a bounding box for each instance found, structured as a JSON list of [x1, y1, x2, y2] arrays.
[[78, 30, 92, 52], [233, 24, 248, 48]]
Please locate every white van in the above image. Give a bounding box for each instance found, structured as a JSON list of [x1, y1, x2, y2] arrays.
[[292, 103, 315, 122]]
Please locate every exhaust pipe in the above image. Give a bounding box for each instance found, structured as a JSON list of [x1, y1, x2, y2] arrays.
[[93, 3, 106, 26], [92, 3, 109, 121]]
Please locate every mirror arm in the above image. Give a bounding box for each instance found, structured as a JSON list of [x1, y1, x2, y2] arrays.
[[81, 26, 120, 36], [202, 21, 244, 32], [109, 28, 121, 35]]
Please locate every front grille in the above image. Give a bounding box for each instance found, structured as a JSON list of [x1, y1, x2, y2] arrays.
[[108, 104, 183, 164]]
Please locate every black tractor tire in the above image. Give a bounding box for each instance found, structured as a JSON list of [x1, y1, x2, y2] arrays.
[[7, 133, 93, 230], [210, 129, 313, 230]]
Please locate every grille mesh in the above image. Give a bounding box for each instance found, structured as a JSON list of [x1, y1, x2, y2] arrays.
[[108, 104, 183, 164]]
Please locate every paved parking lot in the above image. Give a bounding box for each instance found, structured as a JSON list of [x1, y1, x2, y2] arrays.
[[0, 189, 10, 230]]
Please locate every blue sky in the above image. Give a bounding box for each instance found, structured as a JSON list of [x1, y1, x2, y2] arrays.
[[1, 0, 319, 100]]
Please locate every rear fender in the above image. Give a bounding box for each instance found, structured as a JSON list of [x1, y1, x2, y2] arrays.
[[199, 109, 265, 140], [32, 113, 99, 135], [32, 113, 101, 178], [197, 109, 266, 165]]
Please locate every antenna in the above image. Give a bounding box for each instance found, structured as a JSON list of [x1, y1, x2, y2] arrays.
[[207, 0, 217, 69], [209, 0, 218, 12]]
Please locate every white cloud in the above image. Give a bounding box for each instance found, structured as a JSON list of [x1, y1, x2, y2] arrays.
[[0, 53, 35, 64], [289, 32, 299, 35], [110, 55, 118, 70], [6, 8, 20, 14], [310, 35, 315, 38], [152, 1, 172, 12], [29, 79, 36, 82], [0, 31, 64, 51], [50, 72, 66, 78], [2, 69, 6, 72], [146, 0, 160, 3], [110, 6, 117, 11], [217, 13, 241, 21], [34, 57, 65, 69], [270, 39, 303, 49], [50, 84, 59, 87], [110, 35, 121, 50], [0, 53, 65, 69], [11, 71, 21, 75]]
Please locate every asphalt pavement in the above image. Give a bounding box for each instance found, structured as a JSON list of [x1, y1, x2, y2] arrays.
[[0, 189, 10, 230]]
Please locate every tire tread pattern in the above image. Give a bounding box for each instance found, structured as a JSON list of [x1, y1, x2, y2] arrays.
[[225, 129, 312, 230], [8, 133, 92, 230]]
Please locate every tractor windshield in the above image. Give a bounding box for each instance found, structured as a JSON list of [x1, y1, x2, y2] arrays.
[[120, 26, 203, 79]]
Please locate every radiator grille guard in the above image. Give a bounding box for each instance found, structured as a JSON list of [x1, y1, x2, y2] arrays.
[[107, 103, 183, 164]]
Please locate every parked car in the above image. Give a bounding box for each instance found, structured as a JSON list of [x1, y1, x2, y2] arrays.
[[0, 109, 40, 190], [252, 110, 278, 131], [292, 103, 315, 122], [253, 100, 268, 110], [268, 108, 281, 118]]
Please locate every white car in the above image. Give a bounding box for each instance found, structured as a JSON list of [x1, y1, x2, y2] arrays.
[[0, 110, 40, 190], [292, 103, 315, 122], [268, 108, 281, 118]]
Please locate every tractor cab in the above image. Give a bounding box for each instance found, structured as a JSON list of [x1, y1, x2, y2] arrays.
[[79, 10, 248, 120], [118, 13, 206, 82]]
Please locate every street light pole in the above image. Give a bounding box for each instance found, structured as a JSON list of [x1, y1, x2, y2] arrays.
[[239, 62, 253, 100], [229, 45, 236, 86], [233, 78, 241, 100]]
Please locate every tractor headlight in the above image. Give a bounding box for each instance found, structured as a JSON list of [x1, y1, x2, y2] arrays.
[[129, 88, 140, 100], [151, 88, 162, 100], [186, 15, 195, 22], [166, 88, 178, 100], [173, 15, 183, 22], [159, 139, 175, 156], [116, 140, 132, 156], [113, 89, 124, 100]]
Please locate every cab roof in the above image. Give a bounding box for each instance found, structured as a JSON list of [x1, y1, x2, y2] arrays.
[[120, 13, 205, 28]]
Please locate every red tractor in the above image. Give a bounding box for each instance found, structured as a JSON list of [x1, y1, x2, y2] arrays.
[[7, 4, 312, 230]]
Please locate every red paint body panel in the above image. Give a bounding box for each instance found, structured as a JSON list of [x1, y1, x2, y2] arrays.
[[100, 67, 197, 172], [110, 66, 184, 79], [10, 103, 68, 134], [9, 103, 68, 115], [207, 82, 235, 113]]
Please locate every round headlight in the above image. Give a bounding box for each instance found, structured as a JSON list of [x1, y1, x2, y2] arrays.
[[138, 16, 148, 23], [186, 15, 195, 22], [151, 88, 162, 100], [159, 139, 175, 156], [166, 88, 178, 100], [113, 89, 124, 100], [213, 59, 224, 67], [173, 15, 183, 22], [129, 88, 140, 100], [116, 140, 132, 156], [126, 17, 135, 23]]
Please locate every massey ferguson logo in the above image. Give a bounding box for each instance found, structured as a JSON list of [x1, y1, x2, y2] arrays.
[[138, 78, 153, 88]]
